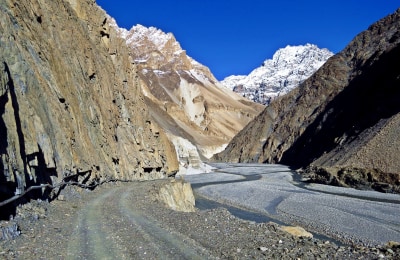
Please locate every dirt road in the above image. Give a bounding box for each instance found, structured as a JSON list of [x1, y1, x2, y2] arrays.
[[1, 180, 398, 259], [66, 185, 207, 259]]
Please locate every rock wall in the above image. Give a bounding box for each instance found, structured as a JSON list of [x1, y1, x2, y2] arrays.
[[0, 0, 178, 206], [213, 9, 400, 178]]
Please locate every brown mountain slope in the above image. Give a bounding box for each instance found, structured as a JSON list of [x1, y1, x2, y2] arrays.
[[0, 0, 178, 215], [111, 24, 264, 164], [213, 9, 400, 191]]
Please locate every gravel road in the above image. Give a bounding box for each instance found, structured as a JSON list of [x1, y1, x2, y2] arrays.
[[0, 179, 399, 259]]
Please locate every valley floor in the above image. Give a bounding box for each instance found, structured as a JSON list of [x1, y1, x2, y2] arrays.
[[187, 163, 400, 246], [0, 178, 399, 259]]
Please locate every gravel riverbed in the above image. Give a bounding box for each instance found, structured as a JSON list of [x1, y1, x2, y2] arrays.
[[0, 180, 399, 259]]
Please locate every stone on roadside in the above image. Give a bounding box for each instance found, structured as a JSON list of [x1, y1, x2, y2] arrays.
[[387, 241, 400, 248], [280, 225, 313, 239], [158, 179, 195, 212]]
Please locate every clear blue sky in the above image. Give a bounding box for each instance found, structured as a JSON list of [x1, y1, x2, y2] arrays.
[[96, 0, 399, 80]]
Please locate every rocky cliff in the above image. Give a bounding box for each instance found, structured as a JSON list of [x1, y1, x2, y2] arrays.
[[110, 23, 263, 164], [0, 0, 179, 215], [213, 9, 400, 191], [221, 44, 333, 105]]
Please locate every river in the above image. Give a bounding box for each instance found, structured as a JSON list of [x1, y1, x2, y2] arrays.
[[184, 163, 400, 246]]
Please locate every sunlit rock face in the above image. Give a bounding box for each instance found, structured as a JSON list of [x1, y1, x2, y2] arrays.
[[0, 0, 179, 206], [214, 9, 400, 190], [110, 22, 264, 164]]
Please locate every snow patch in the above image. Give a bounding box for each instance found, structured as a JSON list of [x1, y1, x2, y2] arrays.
[[177, 164, 214, 176], [169, 135, 213, 176], [199, 144, 228, 159]]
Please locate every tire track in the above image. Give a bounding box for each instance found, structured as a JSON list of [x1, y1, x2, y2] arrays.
[[118, 186, 207, 260], [65, 184, 208, 259], [66, 189, 124, 260]]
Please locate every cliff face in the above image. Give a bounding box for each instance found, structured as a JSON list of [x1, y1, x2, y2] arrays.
[[112, 24, 263, 161], [0, 0, 178, 207], [213, 9, 400, 187]]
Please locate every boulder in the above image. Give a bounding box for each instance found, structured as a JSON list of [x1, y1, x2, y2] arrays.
[[280, 225, 313, 239], [158, 180, 195, 212]]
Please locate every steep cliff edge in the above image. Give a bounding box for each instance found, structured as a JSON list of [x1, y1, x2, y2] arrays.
[[213, 9, 400, 191], [0, 0, 178, 214]]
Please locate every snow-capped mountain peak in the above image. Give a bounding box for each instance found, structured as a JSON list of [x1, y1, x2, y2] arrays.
[[107, 17, 173, 48], [222, 44, 334, 105], [109, 22, 215, 78], [125, 24, 175, 49]]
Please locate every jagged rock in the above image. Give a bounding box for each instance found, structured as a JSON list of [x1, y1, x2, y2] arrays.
[[0, 0, 178, 212], [213, 9, 400, 190], [15, 199, 47, 221], [158, 179, 195, 212], [0, 223, 20, 240], [302, 166, 400, 193]]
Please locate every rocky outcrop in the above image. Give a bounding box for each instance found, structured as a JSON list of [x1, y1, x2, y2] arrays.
[[0, 0, 178, 215], [213, 9, 400, 191], [110, 23, 264, 163], [301, 166, 400, 193]]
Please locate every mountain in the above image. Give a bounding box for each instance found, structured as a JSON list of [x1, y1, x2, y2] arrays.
[[0, 0, 179, 216], [214, 9, 400, 192], [221, 44, 333, 105], [110, 22, 264, 170]]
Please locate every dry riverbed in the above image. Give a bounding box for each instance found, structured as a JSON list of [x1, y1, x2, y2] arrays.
[[0, 180, 399, 259]]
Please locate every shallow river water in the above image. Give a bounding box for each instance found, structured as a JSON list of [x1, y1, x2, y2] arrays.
[[184, 163, 400, 246]]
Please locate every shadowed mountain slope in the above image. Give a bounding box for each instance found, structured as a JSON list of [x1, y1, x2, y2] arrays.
[[213, 9, 400, 191]]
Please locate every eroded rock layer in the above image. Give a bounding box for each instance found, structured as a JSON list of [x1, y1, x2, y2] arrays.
[[0, 0, 178, 206], [214, 9, 400, 190]]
